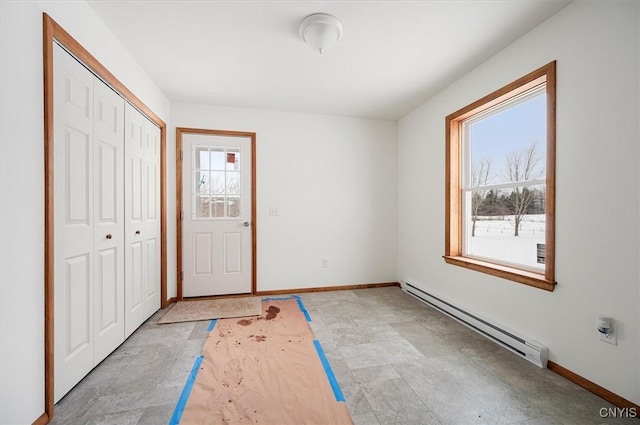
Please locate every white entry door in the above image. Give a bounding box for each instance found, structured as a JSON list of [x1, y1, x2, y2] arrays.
[[182, 133, 253, 297]]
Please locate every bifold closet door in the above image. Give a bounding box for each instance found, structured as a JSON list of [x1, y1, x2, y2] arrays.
[[124, 103, 160, 338], [141, 116, 161, 319], [53, 43, 125, 402], [92, 80, 125, 365]]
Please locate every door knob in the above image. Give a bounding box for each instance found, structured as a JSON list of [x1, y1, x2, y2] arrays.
[[106, 234, 113, 239], [243, 222, 250, 227], [135, 230, 141, 235]]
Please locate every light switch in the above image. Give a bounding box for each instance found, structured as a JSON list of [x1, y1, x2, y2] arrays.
[[269, 206, 279, 216]]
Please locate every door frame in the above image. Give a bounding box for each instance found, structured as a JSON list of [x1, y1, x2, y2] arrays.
[[43, 14, 168, 421], [176, 127, 257, 299]]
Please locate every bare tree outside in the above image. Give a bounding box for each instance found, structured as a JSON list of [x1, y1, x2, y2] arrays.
[[504, 141, 543, 236], [470, 157, 492, 237]]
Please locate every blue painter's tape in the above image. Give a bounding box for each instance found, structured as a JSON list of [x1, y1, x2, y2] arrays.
[[261, 296, 295, 301], [170, 355, 204, 425], [295, 296, 311, 322], [207, 319, 217, 331], [313, 340, 345, 402]]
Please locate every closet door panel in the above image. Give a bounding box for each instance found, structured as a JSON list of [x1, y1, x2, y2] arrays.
[[143, 120, 161, 318], [65, 254, 92, 353], [65, 130, 91, 227], [54, 43, 95, 403], [95, 249, 117, 329], [124, 103, 146, 337], [93, 81, 125, 364]]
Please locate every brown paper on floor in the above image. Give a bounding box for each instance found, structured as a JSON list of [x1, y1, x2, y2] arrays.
[[180, 299, 354, 425]]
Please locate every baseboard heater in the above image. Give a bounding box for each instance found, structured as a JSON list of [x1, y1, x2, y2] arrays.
[[402, 281, 548, 368]]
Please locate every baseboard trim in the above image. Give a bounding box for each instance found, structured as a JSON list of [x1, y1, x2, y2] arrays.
[[256, 282, 400, 296], [165, 296, 177, 305], [182, 293, 254, 301], [176, 283, 401, 301], [547, 361, 639, 410], [32, 412, 49, 425]]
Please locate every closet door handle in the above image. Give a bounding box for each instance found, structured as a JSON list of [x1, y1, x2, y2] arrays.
[[135, 230, 141, 235], [106, 234, 113, 240]]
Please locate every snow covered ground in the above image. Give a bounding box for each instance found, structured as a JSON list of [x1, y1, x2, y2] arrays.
[[467, 214, 545, 270]]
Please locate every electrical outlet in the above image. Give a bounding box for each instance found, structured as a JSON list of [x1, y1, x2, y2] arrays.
[[600, 330, 617, 346], [598, 315, 617, 346], [321, 258, 328, 268]]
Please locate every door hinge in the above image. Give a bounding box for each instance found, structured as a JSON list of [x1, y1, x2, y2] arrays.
[[180, 150, 183, 160], [180, 210, 183, 221], [180, 271, 184, 281]]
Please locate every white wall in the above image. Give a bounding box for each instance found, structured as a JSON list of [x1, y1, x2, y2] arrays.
[[173, 104, 398, 292], [0, 1, 171, 423], [398, 0, 640, 404]]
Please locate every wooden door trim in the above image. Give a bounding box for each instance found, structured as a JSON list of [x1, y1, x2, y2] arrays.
[[176, 127, 257, 300], [42, 13, 168, 422]]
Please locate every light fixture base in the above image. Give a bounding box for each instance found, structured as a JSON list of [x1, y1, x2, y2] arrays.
[[298, 13, 343, 54]]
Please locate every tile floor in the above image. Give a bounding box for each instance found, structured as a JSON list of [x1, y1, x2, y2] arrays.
[[51, 287, 636, 425]]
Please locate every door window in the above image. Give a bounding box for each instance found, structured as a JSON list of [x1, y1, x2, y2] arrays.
[[192, 146, 242, 219]]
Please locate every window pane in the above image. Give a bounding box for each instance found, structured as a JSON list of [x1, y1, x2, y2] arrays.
[[468, 90, 546, 187], [210, 149, 225, 170], [210, 171, 225, 195], [194, 195, 210, 218], [464, 184, 545, 270], [194, 147, 209, 170], [226, 172, 240, 195], [227, 197, 241, 218], [194, 171, 209, 194], [211, 197, 225, 218], [226, 150, 240, 171]]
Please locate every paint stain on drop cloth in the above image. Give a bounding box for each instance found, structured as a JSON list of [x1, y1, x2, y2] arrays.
[[265, 306, 280, 320]]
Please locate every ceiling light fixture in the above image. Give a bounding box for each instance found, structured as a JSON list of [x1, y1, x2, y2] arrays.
[[298, 13, 343, 55]]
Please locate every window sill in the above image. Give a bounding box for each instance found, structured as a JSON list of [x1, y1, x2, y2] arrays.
[[443, 255, 556, 291]]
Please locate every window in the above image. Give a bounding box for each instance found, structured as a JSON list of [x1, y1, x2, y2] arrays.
[[444, 61, 556, 291], [193, 146, 242, 219]]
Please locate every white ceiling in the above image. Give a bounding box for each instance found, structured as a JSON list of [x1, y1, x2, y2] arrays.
[[87, 0, 572, 120]]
